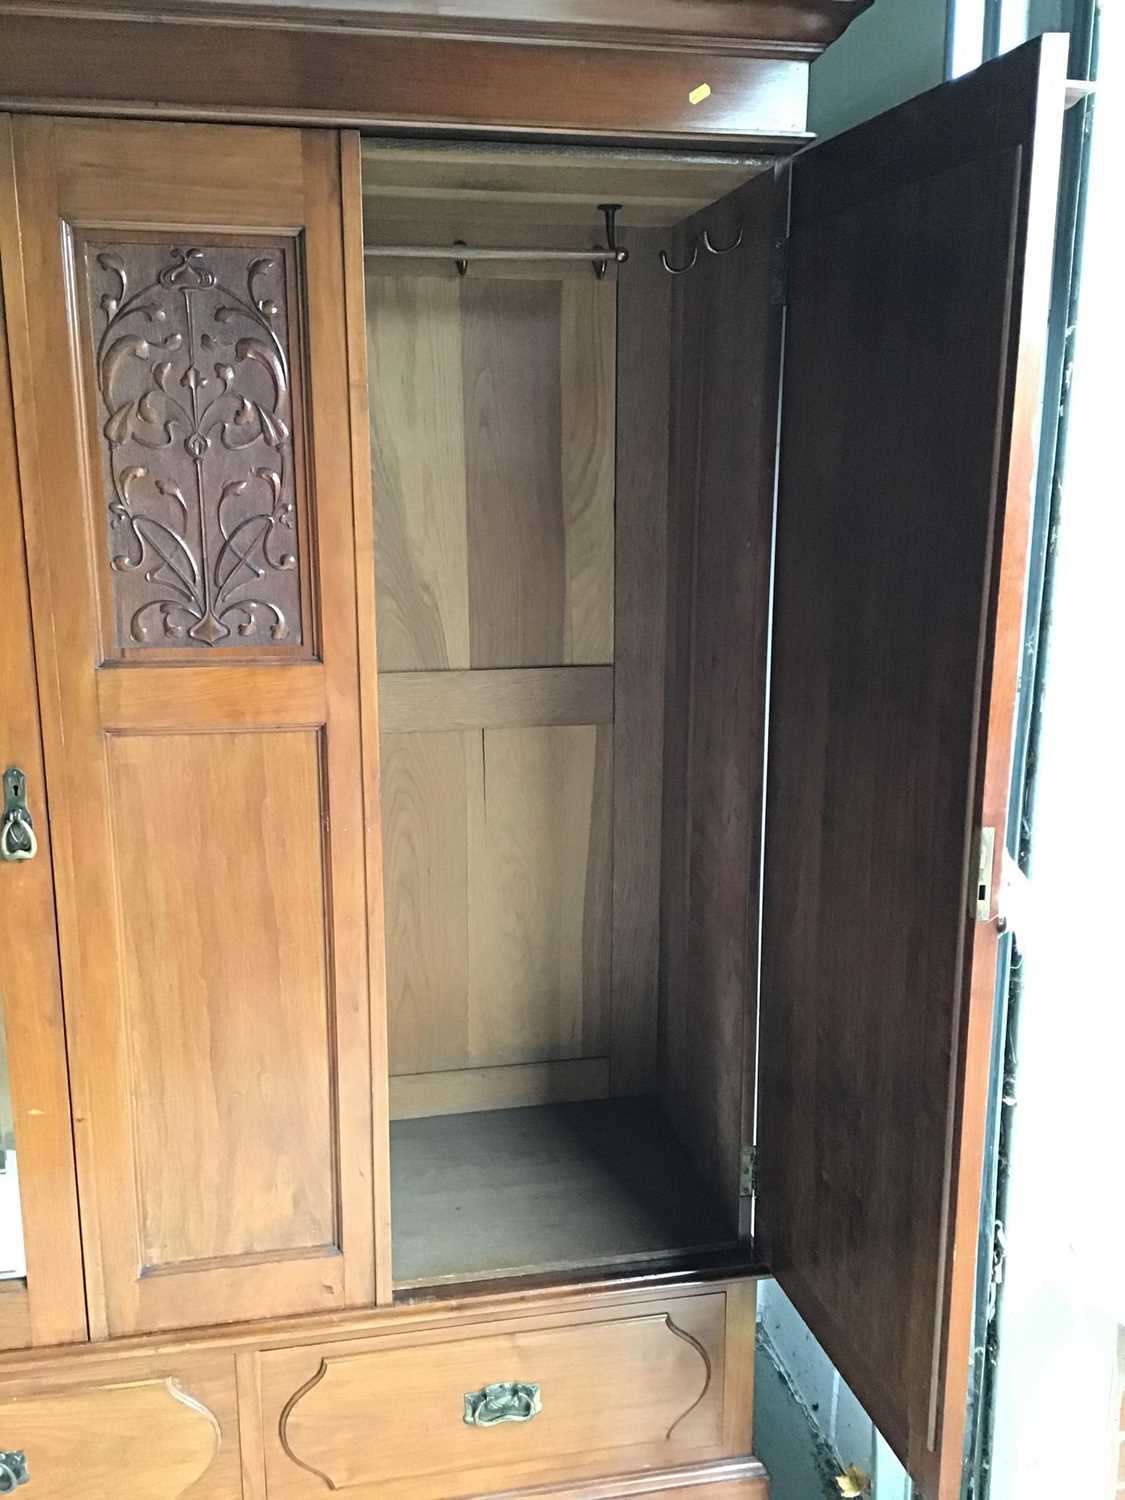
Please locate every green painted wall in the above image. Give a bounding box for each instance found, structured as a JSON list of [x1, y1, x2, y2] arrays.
[[809, 0, 951, 138]]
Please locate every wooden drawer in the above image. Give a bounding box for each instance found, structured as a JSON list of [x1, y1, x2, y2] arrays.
[[261, 1292, 731, 1499], [0, 1351, 241, 1499]]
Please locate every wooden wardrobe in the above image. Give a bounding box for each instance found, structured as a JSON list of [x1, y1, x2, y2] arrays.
[[0, 6, 1066, 1499]]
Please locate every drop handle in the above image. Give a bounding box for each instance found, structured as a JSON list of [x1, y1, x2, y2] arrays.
[[464, 1381, 542, 1427], [1, 768, 37, 863], [0, 1450, 29, 1491]]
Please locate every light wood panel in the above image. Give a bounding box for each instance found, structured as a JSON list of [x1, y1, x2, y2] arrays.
[[389, 1058, 610, 1119], [371, 257, 621, 1095], [263, 1290, 726, 1499], [378, 665, 613, 733], [361, 140, 770, 236], [0, 121, 87, 1348], [107, 731, 335, 1268], [469, 725, 611, 1068], [0, 1364, 239, 1500], [380, 730, 473, 1076], [369, 268, 614, 673], [390, 1101, 737, 1287], [368, 275, 469, 671], [5, 116, 380, 1334], [382, 724, 612, 1082]]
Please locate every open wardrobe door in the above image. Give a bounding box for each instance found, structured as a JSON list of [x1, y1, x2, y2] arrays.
[[757, 35, 1067, 1500]]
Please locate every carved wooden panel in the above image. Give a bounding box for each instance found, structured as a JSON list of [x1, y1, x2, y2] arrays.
[[81, 237, 307, 653], [263, 1296, 725, 1498]]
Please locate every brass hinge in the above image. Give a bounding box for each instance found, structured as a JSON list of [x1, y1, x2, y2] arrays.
[[740, 1145, 758, 1199], [769, 237, 789, 306], [974, 826, 996, 921]]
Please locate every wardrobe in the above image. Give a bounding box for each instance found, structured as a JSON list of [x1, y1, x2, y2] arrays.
[[0, 6, 1066, 1499]]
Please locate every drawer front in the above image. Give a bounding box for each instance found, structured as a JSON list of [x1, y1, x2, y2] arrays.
[[263, 1293, 728, 1498], [0, 1353, 241, 1500]]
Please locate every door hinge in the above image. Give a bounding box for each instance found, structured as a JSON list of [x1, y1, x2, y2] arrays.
[[769, 237, 789, 306], [974, 826, 996, 921], [740, 1145, 758, 1199]]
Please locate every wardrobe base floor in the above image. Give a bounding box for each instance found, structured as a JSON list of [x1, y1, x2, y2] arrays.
[[390, 1096, 738, 1288]]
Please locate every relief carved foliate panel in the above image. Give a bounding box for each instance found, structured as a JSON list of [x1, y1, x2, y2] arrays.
[[83, 240, 306, 651]]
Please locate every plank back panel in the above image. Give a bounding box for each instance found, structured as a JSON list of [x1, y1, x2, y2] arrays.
[[759, 37, 1067, 1495], [368, 253, 627, 1104], [6, 116, 382, 1334]]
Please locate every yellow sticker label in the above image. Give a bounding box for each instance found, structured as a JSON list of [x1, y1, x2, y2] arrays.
[[688, 82, 712, 105]]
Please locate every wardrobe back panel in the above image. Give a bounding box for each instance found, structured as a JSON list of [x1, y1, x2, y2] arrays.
[[368, 261, 624, 1112]]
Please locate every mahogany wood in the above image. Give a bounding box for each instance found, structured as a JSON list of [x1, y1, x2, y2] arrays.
[[758, 35, 1067, 1498], [0, 0, 868, 54], [4, 116, 381, 1335], [660, 171, 781, 1233], [0, 116, 88, 1350], [0, 12, 810, 144]]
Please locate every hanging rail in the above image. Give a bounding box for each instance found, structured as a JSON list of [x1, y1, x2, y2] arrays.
[[363, 204, 628, 278]]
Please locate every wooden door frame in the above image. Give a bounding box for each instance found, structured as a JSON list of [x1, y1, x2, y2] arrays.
[[0, 114, 88, 1351]]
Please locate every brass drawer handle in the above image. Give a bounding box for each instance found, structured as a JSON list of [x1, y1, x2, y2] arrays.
[[463, 1381, 542, 1427], [0, 1450, 29, 1491]]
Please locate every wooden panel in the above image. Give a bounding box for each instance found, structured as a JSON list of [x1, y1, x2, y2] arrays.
[[469, 725, 611, 1067], [759, 37, 1067, 1499], [463, 278, 561, 667], [370, 270, 614, 673], [559, 278, 615, 663], [0, 0, 870, 52], [97, 662, 326, 731], [0, 1371, 233, 1500], [339, 129, 393, 1307], [383, 723, 612, 1078], [612, 227, 670, 1096], [107, 730, 334, 1268], [389, 1058, 610, 1119], [0, 124, 87, 1349], [661, 174, 780, 1227], [5, 116, 380, 1334], [379, 666, 613, 733], [361, 140, 772, 235], [390, 1100, 736, 1287], [0, 16, 811, 142], [381, 730, 473, 1076], [77, 234, 309, 655], [263, 1293, 726, 1499], [368, 275, 469, 672]]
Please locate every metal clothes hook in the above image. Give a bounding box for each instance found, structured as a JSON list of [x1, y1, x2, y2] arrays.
[[660, 239, 699, 275], [702, 222, 744, 255], [593, 204, 628, 279], [453, 240, 469, 277]]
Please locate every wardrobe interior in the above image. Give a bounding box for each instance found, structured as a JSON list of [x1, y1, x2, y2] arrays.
[[362, 141, 777, 1289]]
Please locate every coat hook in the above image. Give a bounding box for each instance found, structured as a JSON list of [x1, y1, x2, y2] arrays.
[[453, 239, 469, 277], [593, 204, 629, 279], [660, 239, 699, 275], [702, 222, 744, 255]]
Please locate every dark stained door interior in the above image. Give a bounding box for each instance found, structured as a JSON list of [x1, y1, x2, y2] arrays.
[[757, 34, 1067, 1500]]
